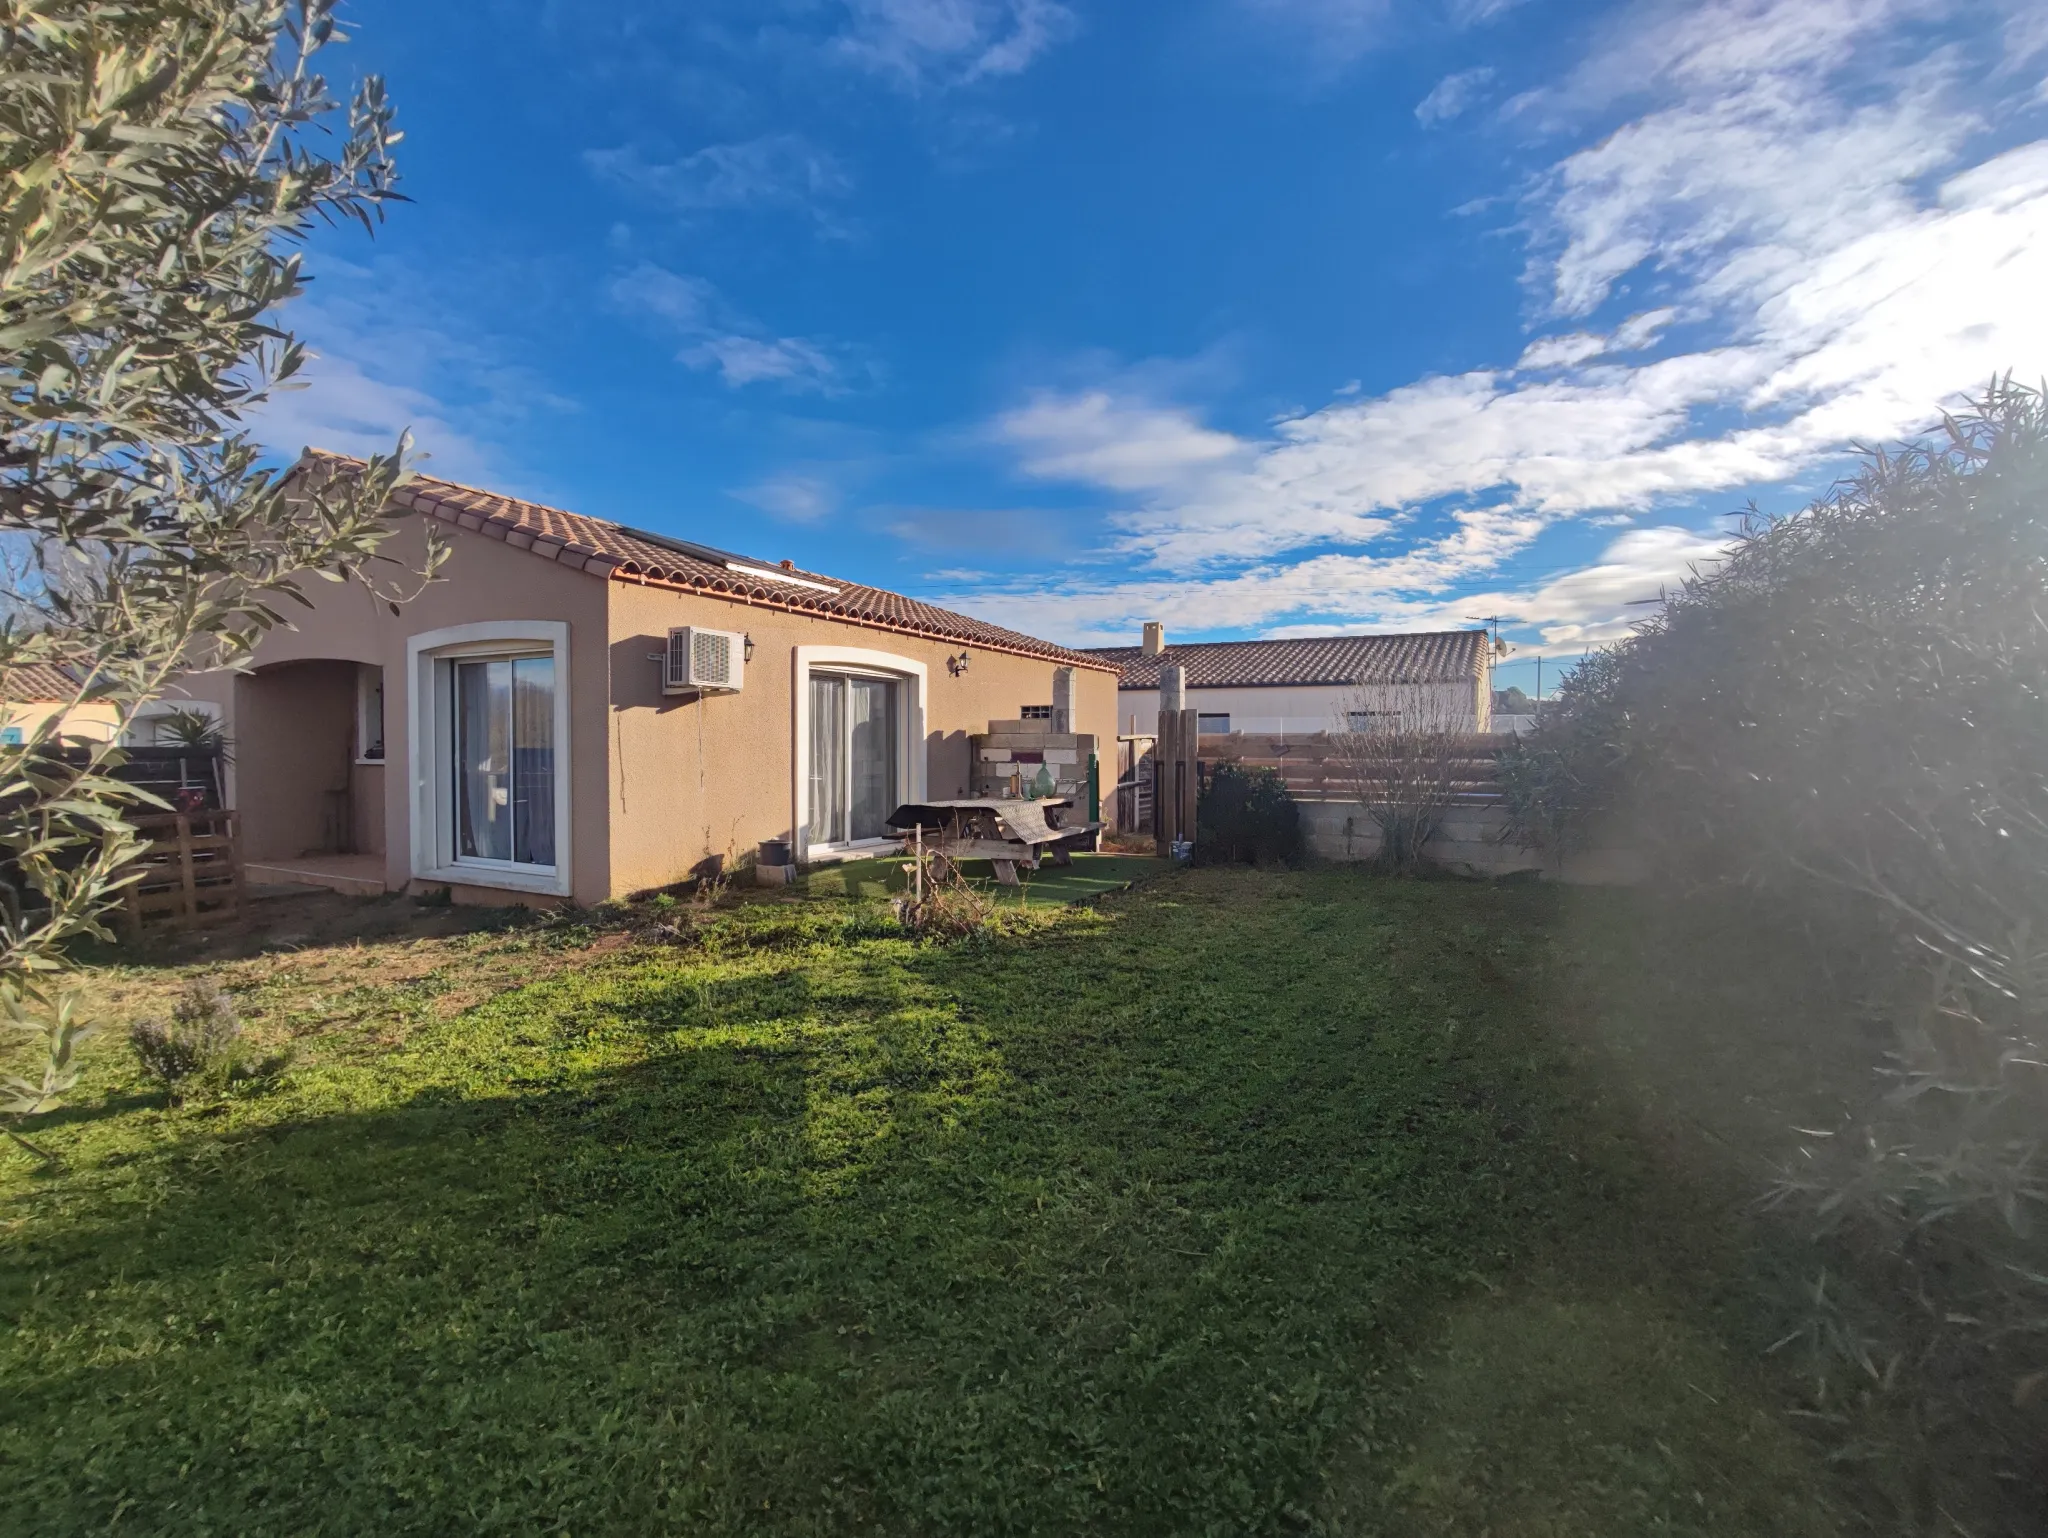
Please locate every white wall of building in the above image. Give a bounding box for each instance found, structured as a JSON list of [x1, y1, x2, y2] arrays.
[[1117, 679, 1485, 738]]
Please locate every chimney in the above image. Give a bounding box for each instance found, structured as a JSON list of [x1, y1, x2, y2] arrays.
[[1141, 621, 1165, 657]]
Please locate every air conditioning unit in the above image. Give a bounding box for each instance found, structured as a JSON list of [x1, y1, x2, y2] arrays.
[[665, 627, 745, 694]]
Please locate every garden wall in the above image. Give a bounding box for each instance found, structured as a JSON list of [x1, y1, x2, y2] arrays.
[[1200, 732, 1640, 883]]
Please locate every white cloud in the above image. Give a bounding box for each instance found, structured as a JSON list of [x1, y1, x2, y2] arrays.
[[959, 0, 2048, 650], [1535, 53, 1970, 319], [1514, 332, 1605, 369], [1515, 307, 1675, 368], [610, 262, 847, 393], [585, 134, 853, 227], [258, 352, 489, 482], [1416, 66, 1496, 125], [731, 473, 839, 522], [834, 0, 1078, 88], [995, 390, 1245, 490], [248, 271, 561, 488], [943, 520, 1730, 650]]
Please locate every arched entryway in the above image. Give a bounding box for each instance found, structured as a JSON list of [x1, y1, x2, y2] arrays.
[[230, 658, 388, 893]]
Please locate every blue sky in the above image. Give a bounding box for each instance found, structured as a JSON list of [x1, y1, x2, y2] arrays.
[[265, 0, 2048, 695]]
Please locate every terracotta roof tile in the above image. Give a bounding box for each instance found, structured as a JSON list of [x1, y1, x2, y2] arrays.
[[2, 663, 84, 702], [1082, 631, 1489, 689], [302, 453, 1113, 672]]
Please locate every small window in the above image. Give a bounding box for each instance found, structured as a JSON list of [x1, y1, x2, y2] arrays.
[[357, 665, 386, 762], [1020, 704, 1052, 720], [1197, 713, 1231, 735], [1347, 709, 1395, 731]]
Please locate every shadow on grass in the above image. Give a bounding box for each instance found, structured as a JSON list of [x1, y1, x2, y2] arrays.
[[2, 870, 1841, 1537]]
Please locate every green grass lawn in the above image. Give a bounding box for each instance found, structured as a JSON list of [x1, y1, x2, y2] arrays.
[[0, 870, 1843, 1536], [796, 850, 1169, 904]]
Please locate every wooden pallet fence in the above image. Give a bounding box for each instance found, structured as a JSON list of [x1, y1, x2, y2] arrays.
[[1196, 731, 1512, 806], [119, 809, 244, 938]]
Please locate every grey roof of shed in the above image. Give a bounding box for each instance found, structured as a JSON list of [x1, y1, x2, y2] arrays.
[[299, 451, 1113, 672], [1081, 630, 1490, 690]]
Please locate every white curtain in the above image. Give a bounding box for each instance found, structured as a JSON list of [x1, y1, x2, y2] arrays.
[[808, 674, 846, 845], [809, 673, 898, 845], [848, 677, 896, 842]]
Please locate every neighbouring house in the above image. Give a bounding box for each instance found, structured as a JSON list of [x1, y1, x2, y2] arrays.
[[1082, 622, 1496, 738], [2, 664, 117, 745], [178, 453, 1118, 905], [3, 665, 226, 748]]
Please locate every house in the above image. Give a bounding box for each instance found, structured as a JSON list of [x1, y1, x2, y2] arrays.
[[1, 664, 119, 745], [1081, 622, 1495, 738], [4, 665, 227, 749], [178, 454, 1118, 905]]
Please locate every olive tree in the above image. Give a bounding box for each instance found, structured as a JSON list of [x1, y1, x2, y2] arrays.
[[0, 0, 442, 1153]]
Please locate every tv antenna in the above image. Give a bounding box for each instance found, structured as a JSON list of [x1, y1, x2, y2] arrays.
[[1466, 614, 1512, 659]]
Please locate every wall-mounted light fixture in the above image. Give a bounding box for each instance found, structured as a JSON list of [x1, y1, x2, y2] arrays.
[[743, 634, 756, 663], [947, 650, 970, 677]]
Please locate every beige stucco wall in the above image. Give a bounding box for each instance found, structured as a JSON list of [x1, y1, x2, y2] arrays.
[[3, 701, 121, 743], [606, 580, 1117, 894], [180, 514, 613, 902], [181, 510, 1117, 904]]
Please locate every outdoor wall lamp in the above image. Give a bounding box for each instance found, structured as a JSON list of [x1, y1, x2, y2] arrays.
[[743, 634, 756, 663], [947, 650, 970, 677]]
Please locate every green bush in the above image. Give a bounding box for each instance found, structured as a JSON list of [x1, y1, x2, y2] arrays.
[[129, 977, 246, 1100], [1502, 378, 2048, 1524], [1195, 763, 1303, 866]]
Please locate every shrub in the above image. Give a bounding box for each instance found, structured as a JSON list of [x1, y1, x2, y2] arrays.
[[1505, 378, 2048, 1523], [1329, 685, 1473, 874], [1195, 763, 1303, 866], [130, 977, 245, 1099], [895, 850, 998, 940]]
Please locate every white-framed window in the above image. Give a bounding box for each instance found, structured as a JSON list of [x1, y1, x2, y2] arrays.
[[792, 646, 927, 862], [1020, 704, 1052, 720], [1197, 712, 1231, 735], [407, 622, 570, 896], [356, 664, 386, 763]]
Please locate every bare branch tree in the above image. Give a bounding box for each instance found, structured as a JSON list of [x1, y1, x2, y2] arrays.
[[1329, 683, 1472, 874]]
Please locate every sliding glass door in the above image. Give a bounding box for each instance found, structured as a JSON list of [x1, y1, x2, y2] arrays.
[[807, 672, 899, 848], [453, 655, 556, 869]]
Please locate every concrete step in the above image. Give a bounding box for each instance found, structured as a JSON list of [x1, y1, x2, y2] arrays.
[[244, 858, 387, 898]]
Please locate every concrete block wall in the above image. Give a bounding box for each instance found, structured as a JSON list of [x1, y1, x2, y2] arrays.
[[1298, 800, 1644, 884], [971, 719, 1102, 807]]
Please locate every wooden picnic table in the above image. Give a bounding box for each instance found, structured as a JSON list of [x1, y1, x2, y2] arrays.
[[886, 797, 1103, 886]]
